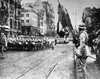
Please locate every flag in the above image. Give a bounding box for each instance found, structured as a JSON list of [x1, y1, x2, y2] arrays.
[[57, 21, 59, 34], [57, 3, 75, 38], [57, 20, 65, 37]]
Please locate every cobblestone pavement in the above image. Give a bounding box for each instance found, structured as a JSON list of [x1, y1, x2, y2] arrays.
[[86, 54, 100, 79], [0, 42, 75, 79], [74, 46, 100, 79]]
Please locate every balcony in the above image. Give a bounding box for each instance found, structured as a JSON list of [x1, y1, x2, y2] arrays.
[[9, 0, 14, 5], [10, 5, 15, 14], [15, 2, 21, 9], [15, 16, 21, 20]]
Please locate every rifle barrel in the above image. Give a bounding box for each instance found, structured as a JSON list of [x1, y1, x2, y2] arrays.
[[88, 56, 96, 59]]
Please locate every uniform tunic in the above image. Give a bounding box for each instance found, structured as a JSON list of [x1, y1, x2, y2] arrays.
[[77, 30, 90, 56]]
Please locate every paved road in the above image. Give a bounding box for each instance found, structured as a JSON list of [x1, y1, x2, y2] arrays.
[[0, 42, 75, 79]]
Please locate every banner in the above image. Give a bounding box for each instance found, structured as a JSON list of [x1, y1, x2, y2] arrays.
[[57, 2, 75, 38]]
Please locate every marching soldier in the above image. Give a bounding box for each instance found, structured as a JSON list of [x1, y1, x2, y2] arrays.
[[7, 35, 55, 51], [77, 25, 89, 56], [0, 33, 7, 58], [51, 39, 55, 50]]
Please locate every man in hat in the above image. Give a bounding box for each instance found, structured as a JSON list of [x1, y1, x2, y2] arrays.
[[77, 25, 89, 56], [76, 24, 90, 78]]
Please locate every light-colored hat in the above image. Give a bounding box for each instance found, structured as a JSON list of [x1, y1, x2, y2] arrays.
[[79, 25, 87, 30], [1, 33, 4, 35]]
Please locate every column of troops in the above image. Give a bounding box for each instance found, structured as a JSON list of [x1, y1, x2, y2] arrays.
[[6, 36, 55, 51]]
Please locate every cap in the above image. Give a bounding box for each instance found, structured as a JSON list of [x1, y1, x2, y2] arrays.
[[1, 33, 4, 35], [79, 25, 87, 30]]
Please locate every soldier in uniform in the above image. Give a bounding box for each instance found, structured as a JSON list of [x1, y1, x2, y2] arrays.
[[77, 25, 89, 56], [51, 38, 55, 50], [76, 25, 90, 78], [0, 33, 7, 58]]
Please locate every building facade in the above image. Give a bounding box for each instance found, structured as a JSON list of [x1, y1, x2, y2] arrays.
[[33, 0, 47, 35], [42, 1, 55, 36], [21, 0, 55, 36], [0, 0, 22, 36], [37, 8, 47, 35], [14, 0, 22, 35], [32, 0, 56, 36], [21, 6, 38, 36], [22, 0, 47, 36], [0, 0, 10, 36]]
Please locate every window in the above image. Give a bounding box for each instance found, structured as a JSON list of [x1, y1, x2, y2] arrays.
[[22, 20, 24, 23], [40, 29, 43, 33], [18, 10, 21, 16], [10, 19, 13, 29], [14, 21, 17, 29], [1, 1, 4, 7], [41, 17, 43, 20], [26, 20, 29, 23], [14, 21, 17, 28], [10, 5, 14, 14], [26, 14, 29, 17], [21, 14, 24, 17], [41, 22, 43, 26], [18, 22, 20, 30], [42, 10, 44, 16]]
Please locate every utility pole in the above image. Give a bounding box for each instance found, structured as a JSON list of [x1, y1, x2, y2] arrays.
[[72, 12, 76, 34], [75, 12, 76, 27]]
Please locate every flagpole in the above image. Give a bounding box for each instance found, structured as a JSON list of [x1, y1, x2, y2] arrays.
[[57, 0, 60, 4], [75, 12, 76, 28]]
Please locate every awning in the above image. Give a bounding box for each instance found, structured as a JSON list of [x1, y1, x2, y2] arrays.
[[4, 25, 10, 29], [17, 30, 22, 33], [5, 29, 10, 31], [0, 25, 10, 29], [10, 29, 17, 32]]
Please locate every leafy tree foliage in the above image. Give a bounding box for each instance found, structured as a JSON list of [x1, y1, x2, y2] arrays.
[[82, 7, 100, 63], [82, 7, 100, 33], [82, 7, 100, 43]]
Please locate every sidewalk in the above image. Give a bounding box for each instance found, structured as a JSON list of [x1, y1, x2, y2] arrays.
[[87, 54, 100, 79], [74, 46, 100, 79]]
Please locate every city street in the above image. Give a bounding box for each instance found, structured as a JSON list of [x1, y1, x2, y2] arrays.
[[0, 42, 75, 79], [0, 0, 100, 79]]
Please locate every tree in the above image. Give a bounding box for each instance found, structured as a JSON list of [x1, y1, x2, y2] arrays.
[[82, 7, 100, 64], [82, 7, 100, 32]]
